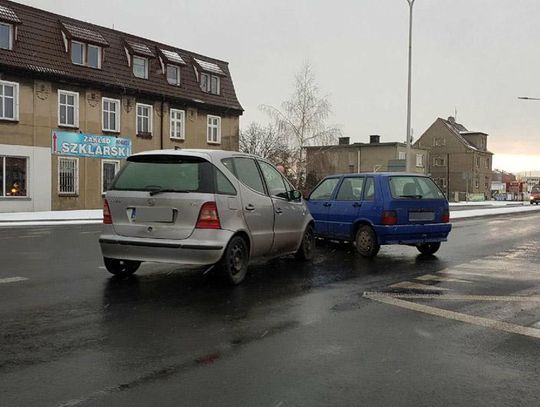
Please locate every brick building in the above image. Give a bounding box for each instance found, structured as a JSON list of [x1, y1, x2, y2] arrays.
[[0, 0, 243, 212]]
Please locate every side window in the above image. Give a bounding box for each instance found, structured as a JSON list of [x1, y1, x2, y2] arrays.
[[336, 177, 365, 201], [215, 168, 236, 195], [309, 178, 340, 200], [364, 177, 375, 201], [229, 158, 266, 195], [258, 161, 288, 199]]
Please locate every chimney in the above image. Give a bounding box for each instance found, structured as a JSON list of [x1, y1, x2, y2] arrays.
[[338, 137, 350, 145], [448, 116, 456, 124], [369, 135, 381, 144]]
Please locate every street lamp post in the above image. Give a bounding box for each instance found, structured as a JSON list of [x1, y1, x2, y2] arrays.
[[405, 0, 415, 173]]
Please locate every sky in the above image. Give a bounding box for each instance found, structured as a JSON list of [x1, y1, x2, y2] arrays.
[[16, 0, 540, 172]]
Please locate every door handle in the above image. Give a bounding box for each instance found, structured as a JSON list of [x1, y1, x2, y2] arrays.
[[323, 202, 332, 207], [275, 208, 283, 214], [352, 202, 362, 208], [245, 204, 255, 211]]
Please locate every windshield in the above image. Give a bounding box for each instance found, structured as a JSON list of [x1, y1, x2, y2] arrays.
[[389, 176, 446, 200], [532, 185, 540, 193], [110, 155, 214, 193]]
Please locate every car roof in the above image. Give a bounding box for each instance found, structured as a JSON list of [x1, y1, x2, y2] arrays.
[[322, 172, 430, 179], [130, 149, 262, 161]]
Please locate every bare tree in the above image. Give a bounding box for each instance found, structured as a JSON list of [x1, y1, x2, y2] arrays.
[[260, 62, 341, 188], [239, 122, 288, 163]]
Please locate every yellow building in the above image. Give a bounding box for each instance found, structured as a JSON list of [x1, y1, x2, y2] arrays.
[[0, 0, 243, 212]]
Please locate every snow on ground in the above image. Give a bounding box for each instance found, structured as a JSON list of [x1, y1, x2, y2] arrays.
[[451, 205, 540, 219], [449, 201, 528, 207]]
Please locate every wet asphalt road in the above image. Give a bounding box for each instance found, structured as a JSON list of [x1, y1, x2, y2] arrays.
[[1, 213, 540, 407]]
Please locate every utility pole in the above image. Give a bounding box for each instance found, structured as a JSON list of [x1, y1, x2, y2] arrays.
[[405, 0, 415, 172]]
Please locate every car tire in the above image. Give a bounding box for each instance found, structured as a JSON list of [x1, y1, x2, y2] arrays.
[[103, 257, 141, 277], [416, 242, 441, 255], [219, 235, 250, 285], [355, 225, 380, 258], [295, 225, 315, 261]]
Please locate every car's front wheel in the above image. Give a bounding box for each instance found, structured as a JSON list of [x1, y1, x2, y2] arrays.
[[295, 225, 315, 261], [355, 225, 380, 258], [103, 257, 141, 277], [219, 236, 250, 285], [416, 242, 441, 255]]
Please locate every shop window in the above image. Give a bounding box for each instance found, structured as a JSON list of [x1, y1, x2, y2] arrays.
[[136, 103, 152, 135], [170, 109, 185, 140], [58, 157, 79, 195], [101, 160, 120, 194], [0, 80, 18, 120], [58, 90, 79, 127], [102, 98, 120, 132], [207, 115, 221, 144], [0, 156, 27, 197]]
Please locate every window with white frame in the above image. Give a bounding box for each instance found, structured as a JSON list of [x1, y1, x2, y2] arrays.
[[133, 56, 148, 79], [0, 80, 19, 120], [207, 115, 221, 144], [58, 157, 79, 195], [0, 22, 13, 50], [136, 103, 152, 135], [398, 151, 406, 160], [70, 41, 101, 69], [433, 156, 446, 167], [434, 177, 447, 190], [166, 65, 180, 85], [170, 109, 185, 140], [58, 90, 79, 127], [0, 156, 28, 197], [102, 98, 120, 132], [200, 72, 220, 95], [415, 153, 424, 168], [101, 160, 120, 194]]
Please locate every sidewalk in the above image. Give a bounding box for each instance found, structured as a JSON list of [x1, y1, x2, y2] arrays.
[[1, 203, 540, 227]]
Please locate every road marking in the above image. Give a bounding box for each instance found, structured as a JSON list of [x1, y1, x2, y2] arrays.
[[389, 281, 449, 291], [416, 274, 471, 284], [365, 292, 540, 302], [0, 276, 28, 284], [80, 231, 100, 234], [364, 292, 540, 339]]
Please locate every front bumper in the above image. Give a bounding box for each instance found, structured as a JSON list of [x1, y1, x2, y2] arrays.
[[99, 229, 234, 266], [373, 223, 452, 245]]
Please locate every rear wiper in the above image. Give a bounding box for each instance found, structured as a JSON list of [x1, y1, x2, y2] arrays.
[[147, 188, 191, 196], [399, 194, 423, 199]]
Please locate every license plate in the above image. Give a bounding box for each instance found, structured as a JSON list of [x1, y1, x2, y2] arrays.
[[130, 207, 174, 223], [409, 211, 435, 222]]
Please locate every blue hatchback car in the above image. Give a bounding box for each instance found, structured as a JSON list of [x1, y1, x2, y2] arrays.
[[306, 173, 452, 257]]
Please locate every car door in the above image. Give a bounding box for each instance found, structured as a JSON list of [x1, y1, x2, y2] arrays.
[[329, 176, 365, 240], [223, 157, 275, 258], [306, 177, 341, 238], [356, 176, 380, 225], [258, 160, 306, 254]]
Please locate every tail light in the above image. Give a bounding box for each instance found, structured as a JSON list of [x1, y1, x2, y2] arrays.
[[382, 210, 397, 225], [196, 202, 221, 229], [442, 211, 450, 223], [103, 199, 112, 224]]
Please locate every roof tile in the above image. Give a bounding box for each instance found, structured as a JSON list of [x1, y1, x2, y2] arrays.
[[0, 4, 20, 24], [61, 22, 109, 47]]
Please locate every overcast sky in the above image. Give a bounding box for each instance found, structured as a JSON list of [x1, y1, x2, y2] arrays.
[[17, 0, 540, 172]]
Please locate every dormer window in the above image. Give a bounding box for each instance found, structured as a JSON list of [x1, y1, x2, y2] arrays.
[[70, 41, 101, 69], [0, 22, 12, 50], [166, 64, 180, 85], [133, 56, 148, 79], [194, 58, 223, 95], [61, 22, 108, 69]]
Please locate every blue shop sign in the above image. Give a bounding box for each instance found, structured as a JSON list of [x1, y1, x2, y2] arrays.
[[51, 131, 132, 160]]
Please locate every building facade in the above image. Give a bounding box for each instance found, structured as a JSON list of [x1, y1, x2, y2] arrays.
[[414, 117, 493, 201], [0, 0, 243, 212], [305, 136, 428, 188]]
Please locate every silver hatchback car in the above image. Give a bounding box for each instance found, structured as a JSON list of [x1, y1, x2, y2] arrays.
[[99, 149, 314, 284]]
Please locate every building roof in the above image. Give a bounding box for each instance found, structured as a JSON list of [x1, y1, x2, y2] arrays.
[[0, 0, 243, 113], [439, 117, 492, 154], [304, 141, 422, 150]]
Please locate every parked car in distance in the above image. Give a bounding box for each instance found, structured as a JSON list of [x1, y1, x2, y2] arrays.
[[530, 184, 540, 205], [306, 173, 452, 257], [99, 149, 314, 285]]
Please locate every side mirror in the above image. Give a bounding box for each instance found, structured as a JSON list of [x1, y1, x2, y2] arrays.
[[290, 190, 303, 201]]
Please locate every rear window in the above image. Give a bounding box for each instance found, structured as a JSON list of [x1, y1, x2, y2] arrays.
[[532, 185, 540, 193], [110, 155, 235, 195], [388, 176, 446, 200]]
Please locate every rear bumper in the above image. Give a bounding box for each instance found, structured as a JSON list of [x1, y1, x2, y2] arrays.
[[99, 229, 234, 266], [373, 223, 452, 245]]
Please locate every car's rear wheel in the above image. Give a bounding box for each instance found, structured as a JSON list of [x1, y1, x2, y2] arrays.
[[355, 225, 380, 258], [416, 242, 441, 255], [295, 225, 315, 261], [103, 257, 141, 277], [219, 236, 249, 285]]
